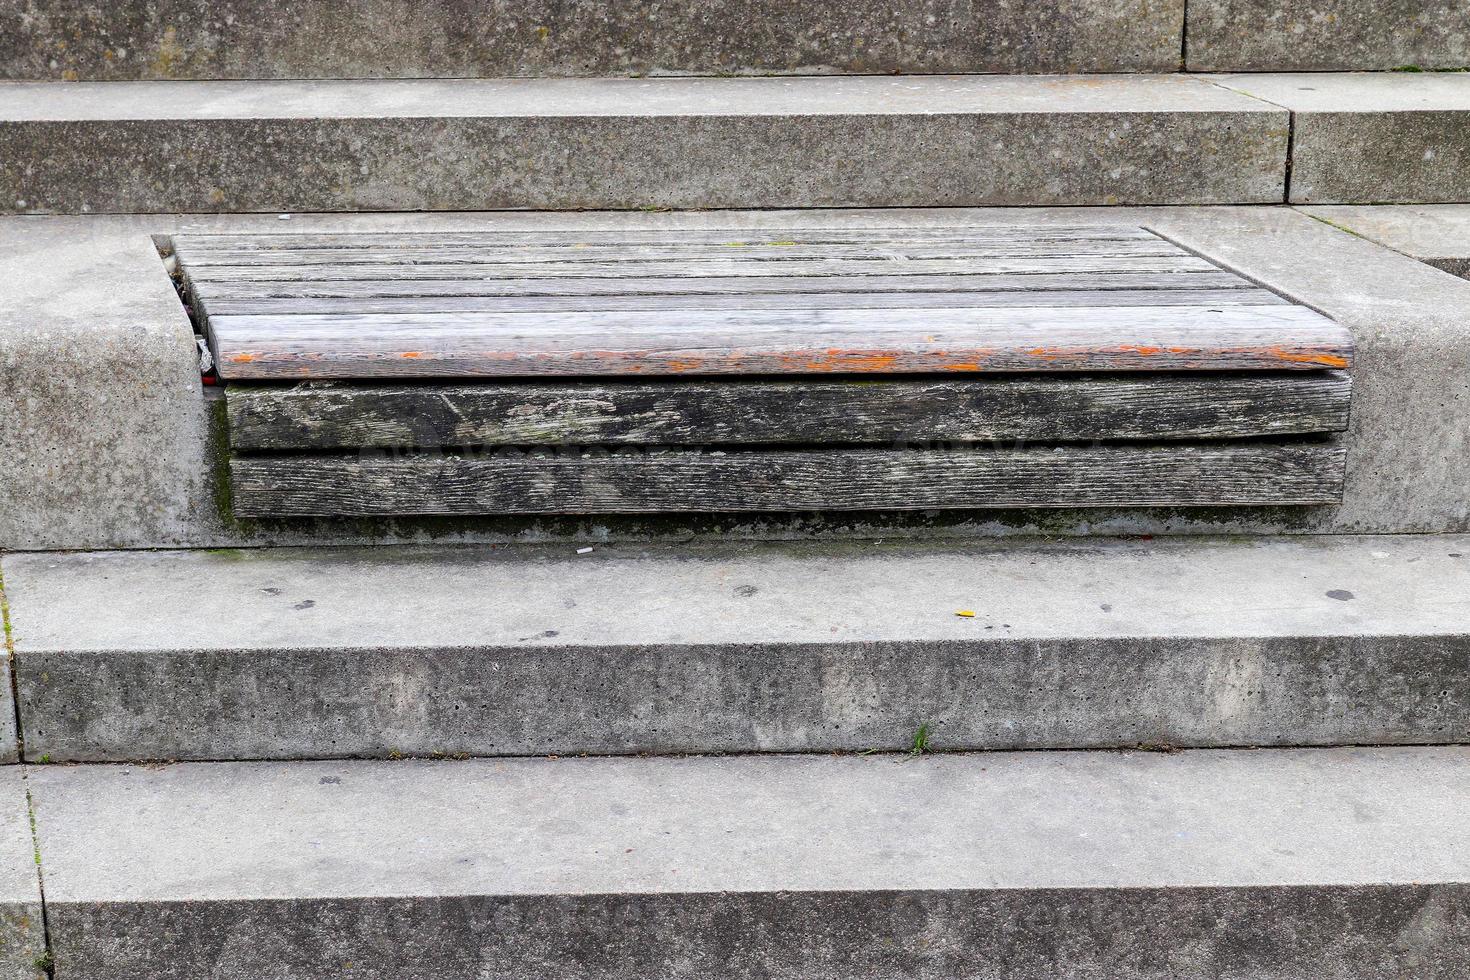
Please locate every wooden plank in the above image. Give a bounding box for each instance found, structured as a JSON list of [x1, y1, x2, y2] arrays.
[[206, 305, 1355, 380], [176, 240, 1187, 267], [188, 270, 1253, 302], [172, 226, 1162, 252], [183, 255, 1219, 283], [198, 287, 1287, 317], [225, 373, 1353, 451], [227, 443, 1348, 517]]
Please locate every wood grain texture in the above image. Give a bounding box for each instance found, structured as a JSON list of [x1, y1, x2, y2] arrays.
[[189, 270, 1256, 302], [177, 239, 1189, 267], [172, 226, 1162, 253], [198, 287, 1285, 316], [228, 443, 1348, 517], [207, 305, 1354, 379], [184, 254, 1222, 283], [226, 374, 1353, 451]]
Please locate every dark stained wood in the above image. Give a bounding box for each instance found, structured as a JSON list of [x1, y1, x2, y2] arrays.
[[228, 443, 1348, 517], [206, 305, 1354, 380], [226, 374, 1353, 451]]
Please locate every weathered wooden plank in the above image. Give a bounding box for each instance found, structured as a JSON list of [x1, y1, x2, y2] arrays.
[[207, 305, 1354, 380], [189, 270, 1253, 302], [183, 255, 1220, 284], [177, 240, 1187, 268], [228, 443, 1348, 517], [198, 287, 1287, 317], [226, 373, 1353, 451], [172, 226, 1161, 253]]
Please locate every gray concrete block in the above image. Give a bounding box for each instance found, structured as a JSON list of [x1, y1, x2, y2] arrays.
[[1301, 203, 1470, 280], [0, 76, 1289, 213], [1188, 0, 1470, 71], [0, 0, 1186, 79], [26, 747, 1470, 978], [0, 218, 212, 551], [0, 770, 45, 979], [1212, 73, 1470, 204], [7, 535, 1470, 760]]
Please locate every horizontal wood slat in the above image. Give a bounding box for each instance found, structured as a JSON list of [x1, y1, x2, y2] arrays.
[[226, 374, 1353, 451], [199, 288, 1286, 317], [172, 226, 1162, 252], [207, 305, 1354, 379], [228, 444, 1348, 517], [190, 271, 1256, 302]]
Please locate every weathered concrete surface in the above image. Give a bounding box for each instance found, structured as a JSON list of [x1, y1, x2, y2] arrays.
[[0, 770, 45, 979], [4, 205, 1470, 548], [0, 570, 20, 764], [0, 0, 1186, 79], [27, 748, 1470, 978], [1302, 203, 1470, 279], [0, 76, 1288, 212], [7, 535, 1470, 760], [0, 217, 212, 550], [1188, 0, 1470, 71], [1212, 72, 1470, 204]]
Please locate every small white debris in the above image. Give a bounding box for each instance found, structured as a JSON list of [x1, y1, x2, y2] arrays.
[[278, 213, 293, 220], [576, 546, 594, 555]]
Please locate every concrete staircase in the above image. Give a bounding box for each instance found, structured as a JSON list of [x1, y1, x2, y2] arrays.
[[4, 2, 1470, 977]]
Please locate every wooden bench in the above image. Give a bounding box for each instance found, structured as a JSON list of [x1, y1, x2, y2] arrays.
[[173, 226, 1353, 518]]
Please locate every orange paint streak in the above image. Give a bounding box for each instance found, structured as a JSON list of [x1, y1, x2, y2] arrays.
[[229, 353, 256, 363], [1270, 349, 1350, 368], [400, 351, 423, 359]]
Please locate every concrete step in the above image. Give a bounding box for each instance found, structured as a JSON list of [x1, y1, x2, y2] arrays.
[[1302, 203, 1470, 280], [25, 747, 1470, 978], [0, 75, 1290, 213], [5, 534, 1469, 762], [1209, 72, 1470, 204], [2, 0, 1187, 79], [1187, 0, 1470, 72]]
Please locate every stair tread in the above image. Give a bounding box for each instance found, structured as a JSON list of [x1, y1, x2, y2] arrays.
[[26, 747, 1470, 902], [9, 535, 1470, 655]]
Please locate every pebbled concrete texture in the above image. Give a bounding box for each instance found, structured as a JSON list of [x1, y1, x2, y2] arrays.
[[5, 535, 1470, 760], [26, 747, 1470, 978], [0, 218, 212, 551], [0, 76, 1288, 213], [0, 0, 1187, 79], [1303, 203, 1470, 280], [3, 205, 1470, 548], [0, 770, 45, 980], [1211, 72, 1470, 204], [1187, 0, 1470, 71]]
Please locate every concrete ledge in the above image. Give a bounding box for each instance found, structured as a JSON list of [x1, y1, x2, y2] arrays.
[[0, 770, 45, 980], [0, 0, 1186, 79], [27, 748, 1470, 978], [6, 535, 1470, 761], [0, 76, 1288, 212], [1212, 73, 1470, 204], [1301, 204, 1470, 280], [1188, 0, 1470, 71]]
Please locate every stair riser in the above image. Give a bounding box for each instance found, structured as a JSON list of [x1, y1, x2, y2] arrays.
[[48, 885, 1470, 980], [3, 0, 1186, 80], [20, 635, 1470, 761], [1, 113, 1287, 213]]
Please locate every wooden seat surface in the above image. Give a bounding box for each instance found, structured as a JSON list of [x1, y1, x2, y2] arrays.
[[174, 226, 1354, 380]]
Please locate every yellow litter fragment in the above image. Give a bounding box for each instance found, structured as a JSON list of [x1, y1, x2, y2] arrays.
[[955, 610, 976, 618]]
